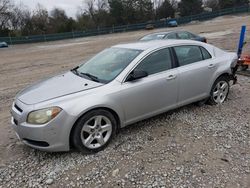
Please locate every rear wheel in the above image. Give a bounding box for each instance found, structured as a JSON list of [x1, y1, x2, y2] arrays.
[[72, 110, 117, 153], [208, 76, 229, 105]]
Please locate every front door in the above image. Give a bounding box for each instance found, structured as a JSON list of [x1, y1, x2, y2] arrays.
[[119, 48, 179, 125]]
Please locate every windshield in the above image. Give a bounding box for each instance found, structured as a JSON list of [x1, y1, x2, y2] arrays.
[[76, 48, 142, 83], [140, 34, 165, 41]]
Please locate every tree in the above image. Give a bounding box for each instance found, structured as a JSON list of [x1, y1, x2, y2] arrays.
[[218, 0, 249, 9], [155, 0, 175, 19], [218, 0, 234, 8], [9, 4, 31, 32], [234, 0, 249, 6], [109, 0, 154, 25], [76, 13, 95, 30], [134, 0, 154, 22], [49, 8, 69, 33], [109, 0, 125, 24], [77, 0, 111, 28], [0, 0, 13, 35], [31, 4, 49, 34], [204, 0, 219, 10], [178, 0, 203, 16]]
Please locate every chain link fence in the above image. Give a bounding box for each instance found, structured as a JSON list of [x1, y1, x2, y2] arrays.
[[0, 5, 249, 45]]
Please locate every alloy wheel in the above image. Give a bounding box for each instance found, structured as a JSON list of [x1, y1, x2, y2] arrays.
[[212, 81, 229, 104], [80, 115, 112, 149]]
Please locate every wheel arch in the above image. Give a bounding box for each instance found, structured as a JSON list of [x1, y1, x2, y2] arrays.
[[69, 107, 121, 149], [215, 72, 231, 81], [208, 72, 231, 95]]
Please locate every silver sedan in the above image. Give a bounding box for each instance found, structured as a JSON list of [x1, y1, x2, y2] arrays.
[[11, 40, 238, 153]]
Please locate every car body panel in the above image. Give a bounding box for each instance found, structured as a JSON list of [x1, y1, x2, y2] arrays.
[[17, 71, 103, 105], [0, 42, 8, 48], [177, 58, 218, 106], [119, 68, 179, 125], [10, 40, 237, 152], [168, 20, 178, 27], [140, 31, 206, 43]]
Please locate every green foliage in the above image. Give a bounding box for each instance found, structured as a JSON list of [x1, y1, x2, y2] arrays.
[[109, 0, 125, 24], [179, 0, 203, 16], [156, 0, 175, 19], [218, 0, 249, 9], [0, 0, 249, 37], [108, 0, 153, 25], [218, 0, 235, 8]]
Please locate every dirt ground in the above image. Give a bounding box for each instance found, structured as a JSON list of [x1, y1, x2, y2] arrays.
[[0, 14, 250, 187]]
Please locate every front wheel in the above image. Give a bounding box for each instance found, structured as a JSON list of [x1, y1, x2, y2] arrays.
[[72, 110, 117, 153], [208, 76, 229, 105]]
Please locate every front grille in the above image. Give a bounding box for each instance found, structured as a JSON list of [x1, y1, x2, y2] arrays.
[[14, 104, 23, 113]]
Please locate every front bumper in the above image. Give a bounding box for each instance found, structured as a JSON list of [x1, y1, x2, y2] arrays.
[[10, 100, 72, 152]]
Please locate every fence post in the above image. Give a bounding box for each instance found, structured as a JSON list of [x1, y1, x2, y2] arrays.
[[43, 33, 47, 42], [8, 33, 12, 45], [112, 25, 114, 33]]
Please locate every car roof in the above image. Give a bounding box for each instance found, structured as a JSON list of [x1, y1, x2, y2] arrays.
[[113, 39, 204, 51], [143, 30, 191, 36], [145, 31, 172, 36]]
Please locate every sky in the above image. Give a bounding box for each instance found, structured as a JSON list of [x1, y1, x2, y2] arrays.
[[14, 0, 83, 18]]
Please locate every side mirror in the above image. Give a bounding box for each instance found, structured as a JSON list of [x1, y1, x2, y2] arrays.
[[126, 70, 148, 82]]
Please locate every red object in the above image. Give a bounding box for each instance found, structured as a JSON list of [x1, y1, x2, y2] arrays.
[[238, 54, 250, 65]]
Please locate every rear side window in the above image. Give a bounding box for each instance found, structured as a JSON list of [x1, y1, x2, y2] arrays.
[[177, 32, 191, 39], [200, 47, 212, 60], [165, 33, 177, 39], [135, 48, 172, 75], [174, 45, 203, 66]]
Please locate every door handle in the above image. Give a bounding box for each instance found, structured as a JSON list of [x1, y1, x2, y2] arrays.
[[208, 64, 215, 68], [166, 75, 176, 80]]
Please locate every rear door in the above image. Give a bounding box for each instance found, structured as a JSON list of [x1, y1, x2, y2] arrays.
[[119, 48, 179, 124], [173, 45, 215, 106]]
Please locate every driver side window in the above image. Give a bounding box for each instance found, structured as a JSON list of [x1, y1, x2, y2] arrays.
[[134, 48, 172, 75]]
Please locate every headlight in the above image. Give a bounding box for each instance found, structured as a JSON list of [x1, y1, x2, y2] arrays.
[[27, 107, 62, 125]]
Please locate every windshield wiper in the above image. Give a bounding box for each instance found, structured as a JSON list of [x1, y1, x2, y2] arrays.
[[71, 66, 80, 75], [79, 72, 100, 83], [71, 67, 100, 83]]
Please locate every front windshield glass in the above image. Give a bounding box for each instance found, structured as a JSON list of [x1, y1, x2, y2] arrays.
[[140, 34, 165, 41], [76, 48, 142, 83]]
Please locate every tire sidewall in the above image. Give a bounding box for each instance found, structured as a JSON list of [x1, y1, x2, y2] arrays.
[[209, 76, 230, 105], [72, 109, 117, 153]]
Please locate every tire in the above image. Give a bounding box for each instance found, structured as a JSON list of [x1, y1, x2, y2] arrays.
[[208, 76, 230, 105], [72, 109, 117, 153]]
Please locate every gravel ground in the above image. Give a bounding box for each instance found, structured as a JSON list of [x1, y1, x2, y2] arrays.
[[0, 14, 250, 188]]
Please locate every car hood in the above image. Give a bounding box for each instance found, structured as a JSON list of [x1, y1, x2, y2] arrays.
[[17, 71, 103, 105]]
